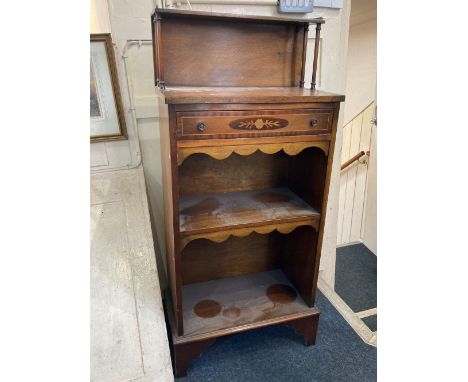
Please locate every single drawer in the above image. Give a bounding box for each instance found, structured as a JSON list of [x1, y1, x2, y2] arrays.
[[176, 108, 333, 140]]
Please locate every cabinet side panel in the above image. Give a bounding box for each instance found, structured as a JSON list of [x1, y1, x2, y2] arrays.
[[311, 102, 342, 302], [288, 148, 328, 213], [159, 98, 183, 333], [282, 226, 318, 306]]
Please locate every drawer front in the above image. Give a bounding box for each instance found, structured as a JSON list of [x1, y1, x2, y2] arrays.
[[176, 109, 333, 140]]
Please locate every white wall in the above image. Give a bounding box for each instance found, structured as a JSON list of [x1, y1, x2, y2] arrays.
[[343, 0, 376, 125], [335, 0, 376, 254], [90, 0, 167, 286], [91, 0, 351, 289], [337, 102, 374, 246], [90, 0, 156, 171]]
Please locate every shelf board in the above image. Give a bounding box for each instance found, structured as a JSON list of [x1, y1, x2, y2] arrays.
[[182, 270, 317, 338], [164, 86, 345, 104], [179, 187, 320, 238]]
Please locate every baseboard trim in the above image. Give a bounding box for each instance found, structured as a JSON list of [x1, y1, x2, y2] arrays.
[[318, 276, 377, 347], [356, 307, 377, 319], [336, 240, 363, 248]]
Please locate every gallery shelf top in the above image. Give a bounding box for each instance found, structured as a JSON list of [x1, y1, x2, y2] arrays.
[[152, 8, 325, 26]]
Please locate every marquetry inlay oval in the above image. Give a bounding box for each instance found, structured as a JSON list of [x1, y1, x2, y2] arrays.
[[229, 117, 289, 130]]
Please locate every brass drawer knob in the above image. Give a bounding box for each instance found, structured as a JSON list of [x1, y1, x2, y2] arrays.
[[197, 121, 207, 132], [310, 119, 318, 127]]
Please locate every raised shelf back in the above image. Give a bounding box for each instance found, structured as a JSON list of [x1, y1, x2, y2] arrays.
[[163, 18, 304, 87], [152, 9, 324, 89]]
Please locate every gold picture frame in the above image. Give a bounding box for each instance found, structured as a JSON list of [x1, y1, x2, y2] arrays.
[[90, 34, 127, 143]]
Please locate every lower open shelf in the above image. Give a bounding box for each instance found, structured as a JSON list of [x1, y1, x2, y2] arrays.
[[182, 269, 316, 337], [179, 187, 320, 235]]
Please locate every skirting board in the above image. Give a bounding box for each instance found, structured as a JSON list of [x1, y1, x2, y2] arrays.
[[318, 275, 377, 347]]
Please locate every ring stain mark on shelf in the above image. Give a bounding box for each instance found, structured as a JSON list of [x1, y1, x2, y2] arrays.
[[222, 306, 242, 320], [194, 300, 222, 318], [180, 197, 221, 216], [266, 284, 297, 304]]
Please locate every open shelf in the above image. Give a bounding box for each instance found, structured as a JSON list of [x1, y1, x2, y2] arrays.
[[177, 147, 326, 327], [179, 187, 320, 236], [182, 270, 316, 337]]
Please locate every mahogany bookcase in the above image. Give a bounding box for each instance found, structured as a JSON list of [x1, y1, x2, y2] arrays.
[[151, 8, 345, 377]]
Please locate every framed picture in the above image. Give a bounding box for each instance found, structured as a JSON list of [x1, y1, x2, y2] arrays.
[[90, 34, 127, 142]]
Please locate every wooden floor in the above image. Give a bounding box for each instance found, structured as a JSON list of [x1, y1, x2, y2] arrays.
[[182, 270, 314, 337], [179, 187, 320, 235]]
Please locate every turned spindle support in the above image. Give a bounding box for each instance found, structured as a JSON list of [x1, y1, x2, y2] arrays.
[[311, 23, 321, 90]]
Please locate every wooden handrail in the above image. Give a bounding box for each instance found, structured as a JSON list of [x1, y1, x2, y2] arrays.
[[341, 150, 369, 171]]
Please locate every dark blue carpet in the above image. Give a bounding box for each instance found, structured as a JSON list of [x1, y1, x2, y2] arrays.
[[335, 244, 377, 313], [177, 290, 376, 381], [362, 315, 377, 332]]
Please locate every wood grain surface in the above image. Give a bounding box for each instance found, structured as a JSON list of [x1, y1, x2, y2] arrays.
[[182, 270, 314, 337], [181, 232, 283, 284], [177, 141, 329, 165], [176, 108, 332, 140], [164, 86, 345, 104], [160, 19, 304, 87], [179, 187, 320, 235]]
